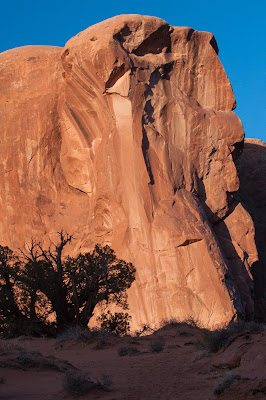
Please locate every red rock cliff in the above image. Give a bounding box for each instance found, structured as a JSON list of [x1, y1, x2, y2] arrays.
[[0, 15, 262, 329]]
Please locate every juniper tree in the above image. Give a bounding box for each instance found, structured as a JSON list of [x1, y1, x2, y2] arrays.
[[0, 232, 135, 336]]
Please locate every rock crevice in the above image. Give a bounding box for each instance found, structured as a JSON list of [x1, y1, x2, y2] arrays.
[[0, 15, 264, 328]]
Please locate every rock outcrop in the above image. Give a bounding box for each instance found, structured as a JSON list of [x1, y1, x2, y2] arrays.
[[0, 15, 264, 329], [235, 139, 266, 321]]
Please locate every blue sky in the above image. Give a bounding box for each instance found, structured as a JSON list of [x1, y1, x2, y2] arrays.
[[1, 0, 265, 142]]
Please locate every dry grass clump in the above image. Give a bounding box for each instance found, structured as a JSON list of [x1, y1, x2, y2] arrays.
[[149, 337, 165, 353], [93, 338, 107, 350], [118, 346, 140, 356], [214, 372, 241, 395], [202, 328, 229, 353], [126, 337, 141, 345], [252, 379, 266, 395], [0, 349, 75, 372], [57, 325, 119, 351], [57, 326, 101, 343], [15, 335, 33, 341], [0, 340, 24, 354], [200, 320, 264, 353], [160, 318, 199, 339], [134, 324, 154, 337], [57, 325, 117, 344], [63, 371, 112, 396], [160, 318, 198, 330]]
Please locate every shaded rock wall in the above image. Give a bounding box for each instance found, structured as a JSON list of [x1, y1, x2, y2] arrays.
[[0, 15, 263, 328], [235, 139, 266, 321]]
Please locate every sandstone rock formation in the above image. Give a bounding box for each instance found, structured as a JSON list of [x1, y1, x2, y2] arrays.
[[0, 15, 264, 329], [235, 139, 266, 321]]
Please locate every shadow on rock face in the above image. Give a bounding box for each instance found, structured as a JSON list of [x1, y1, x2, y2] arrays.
[[235, 140, 266, 321], [0, 15, 261, 329], [214, 200, 256, 321]]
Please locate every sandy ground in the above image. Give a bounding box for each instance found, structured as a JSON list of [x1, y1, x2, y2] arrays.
[[0, 323, 265, 400]]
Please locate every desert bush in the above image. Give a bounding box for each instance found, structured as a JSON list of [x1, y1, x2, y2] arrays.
[[127, 338, 140, 345], [63, 371, 112, 396], [178, 330, 191, 337], [201, 320, 265, 353], [167, 344, 181, 349], [202, 328, 229, 353], [16, 350, 43, 368], [149, 337, 165, 353], [0, 340, 24, 354], [63, 371, 93, 396], [17, 335, 33, 341], [93, 338, 107, 350], [97, 311, 131, 336], [228, 320, 264, 335], [0, 244, 57, 338], [0, 349, 74, 372], [118, 346, 139, 356], [214, 372, 241, 395], [100, 374, 112, 389], [160, 318, 198, 337], [135, 324, 154, 337], [57, 324, 122, 351], [57, 325, 100, 343], [160, 318, 181, 329], [252, 381, 266, 395], [184, 318, 199, 328], [57, 324, 119, 348], [0, 349, 41, 369]]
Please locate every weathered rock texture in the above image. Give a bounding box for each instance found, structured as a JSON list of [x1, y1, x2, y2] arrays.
[[0, 15, 264, 328]]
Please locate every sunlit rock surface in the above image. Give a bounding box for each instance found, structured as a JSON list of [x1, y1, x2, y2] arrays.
[[0, 15, 264, 329]]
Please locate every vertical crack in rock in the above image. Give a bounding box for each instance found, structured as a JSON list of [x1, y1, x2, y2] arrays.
[[141, 124, 154, 185], [141, 69, 162, 186], [187, 32, 200, 98], [0, 15, 262, 329], [140, 61, 174, 189]]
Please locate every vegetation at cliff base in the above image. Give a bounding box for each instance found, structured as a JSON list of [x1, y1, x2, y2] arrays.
[[0, 232, 135, 337]]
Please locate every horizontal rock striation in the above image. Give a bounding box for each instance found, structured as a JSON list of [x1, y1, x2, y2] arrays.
[[0, 15, 264, 328]]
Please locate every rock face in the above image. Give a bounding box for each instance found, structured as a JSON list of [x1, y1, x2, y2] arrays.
[[235, 139, 266, 321], [0, 15, 263, 329]]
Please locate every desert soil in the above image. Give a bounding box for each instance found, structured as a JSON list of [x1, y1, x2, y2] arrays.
[[0, 324, 265, 400]]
